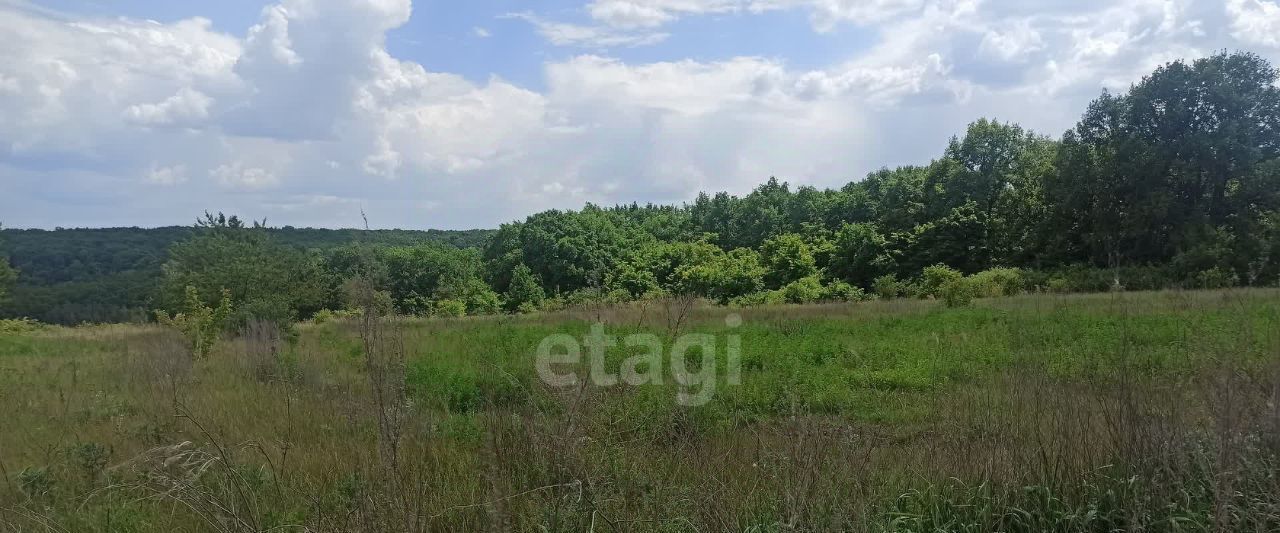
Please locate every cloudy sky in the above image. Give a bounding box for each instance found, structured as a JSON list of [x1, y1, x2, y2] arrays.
[[2, 0, 1279, 229]]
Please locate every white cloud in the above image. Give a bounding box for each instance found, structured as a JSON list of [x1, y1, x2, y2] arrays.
[[147, 164, 188, 186], [124, 88, 214, 126], [0, 12, 238, 156], [1227, 0, 1280, 47], [473, 26, 491, 38], [979, 22, 1044, 62], [2, 0, 1279, 230], [582, 0, 923, 32], [503, 12, 668, 47], [212, 162, 280, 190], [588, 0, 738, 28]]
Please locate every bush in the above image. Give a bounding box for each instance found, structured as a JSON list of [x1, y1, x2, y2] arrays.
[[564, 287, 619, 307], [873, 274, 903, 300], [939, 278, 974, 308], [730, 290, 784, 307], [465, 289, 503, 315], [0, 318, 43, 334], [433, 299, 467, 318], [155, 286, 233, 358], [781, 275, 823, 304], [341, 278, 395, 316], [918, 264, 962, 298], [235, 297, 296, 328], [1194, 267, 1238, 289], [820, 280, 866, 302], [968, 267, 1024, 298], [1030, 265, 1177, 294], [311, 309, 359, 324]]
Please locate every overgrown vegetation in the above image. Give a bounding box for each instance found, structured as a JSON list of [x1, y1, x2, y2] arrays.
[[154, 286, 233, 359], [1, 290, 1277, 530]]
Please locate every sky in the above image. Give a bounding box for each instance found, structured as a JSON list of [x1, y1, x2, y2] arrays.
[[2, 0, 1280, 230]]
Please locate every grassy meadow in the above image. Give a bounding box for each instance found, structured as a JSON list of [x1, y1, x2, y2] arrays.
[[2, 290, 1279, 531]]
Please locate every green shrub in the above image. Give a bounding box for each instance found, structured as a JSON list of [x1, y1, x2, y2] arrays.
[[940, 278, 974, 307], [873, 274, 904, 300], [730, 290, 784, 307], [17, 466, 52, 499], [606, 288, 633, 303], [235, 296, 296, 329], [564, 288, 614, 307], [1031, 265, 1177, 294], [433, 299, 467, 318], [969, 267, 1024, 297], [465, 288, 503, 315], [0, 318, 43, 334], [1194, 267, 1237, 289], [820, 280, 866, 302], [781, 275, 823, 304], [918, 264, 963, 298], [155, 286, 233, 358], [68, 442, 110, 481], [311, 309, 360, 324]]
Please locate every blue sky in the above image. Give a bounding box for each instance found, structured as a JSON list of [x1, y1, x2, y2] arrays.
[[3, 0, 1280, 229]]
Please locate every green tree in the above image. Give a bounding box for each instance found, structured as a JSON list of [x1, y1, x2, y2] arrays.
[[0, 224, 16, 302], [504, 263, 545, 313], [0, 259, 13, 302], [905, 201, 991, 274], [678, 248, 766, 303], [485, 206, 656, 296], [605, 261, 660, 299], [760, 233, 817, 289], [1049, 52, 1280, 274], [382, 243, 495, 315], [161, 215, 330, 323], [829, 223, 897, 288]]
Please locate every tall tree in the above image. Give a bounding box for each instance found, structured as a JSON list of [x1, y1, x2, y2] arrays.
[[161, 214, 330, 322], [0, 224, 15, 302], [504, 263, 545, 313], [829, 223, 897, 288], [1050, 52, 1280, 274], [760, 233, 817, 289]]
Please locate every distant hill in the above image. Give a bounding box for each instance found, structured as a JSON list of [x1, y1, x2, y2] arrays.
[[0, 226, 494, 324]]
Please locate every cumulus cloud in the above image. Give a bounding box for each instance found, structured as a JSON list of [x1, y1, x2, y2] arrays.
[[146, 164, 188, 186], [124, 88, 214, 126], [212, 162, 280, 190], [1227, 0, 1280, 48], [2, 0, 1279, 230]]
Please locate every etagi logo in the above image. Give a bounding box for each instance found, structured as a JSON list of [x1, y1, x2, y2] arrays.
[[535, 315, 743, 406]]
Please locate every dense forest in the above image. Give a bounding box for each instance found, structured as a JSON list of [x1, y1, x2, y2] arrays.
[[0, 225, 493, 324], [2, 52, 1279, 324]]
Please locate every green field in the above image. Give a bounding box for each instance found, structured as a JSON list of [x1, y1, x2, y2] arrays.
[[2, 290, 1279, 531]]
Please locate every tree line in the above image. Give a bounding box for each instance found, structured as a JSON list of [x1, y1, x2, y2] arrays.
[[2, 52, 1279, 324], [0, 224, 492, 324]]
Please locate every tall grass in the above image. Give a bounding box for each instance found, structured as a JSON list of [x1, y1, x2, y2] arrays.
[[0, 289, 1277, 531]]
